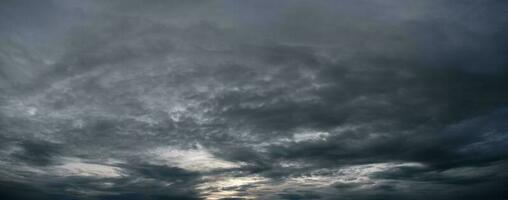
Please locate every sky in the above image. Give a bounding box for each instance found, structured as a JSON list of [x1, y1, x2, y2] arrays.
[[0, 0, 507, 199]]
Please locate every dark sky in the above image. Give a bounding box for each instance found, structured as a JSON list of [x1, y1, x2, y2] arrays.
[[1, 0, 507, 199]]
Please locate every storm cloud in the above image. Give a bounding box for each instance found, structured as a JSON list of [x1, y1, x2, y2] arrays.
[[1, 0, 507, 199]]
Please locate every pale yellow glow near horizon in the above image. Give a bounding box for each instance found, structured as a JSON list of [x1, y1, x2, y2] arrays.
[[197, 175, 268, 200]]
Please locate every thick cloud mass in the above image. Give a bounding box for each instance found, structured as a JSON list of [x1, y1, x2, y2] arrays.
[[1, 0, 507, 199]]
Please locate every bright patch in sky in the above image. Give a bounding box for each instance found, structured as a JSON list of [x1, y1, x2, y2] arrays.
[[148, 145, 243, 172], [54, 158, 124, 178]]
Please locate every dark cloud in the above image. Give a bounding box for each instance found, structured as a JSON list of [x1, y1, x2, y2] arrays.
[[12, 140, 61, 166], [0, 0, 507, 199]]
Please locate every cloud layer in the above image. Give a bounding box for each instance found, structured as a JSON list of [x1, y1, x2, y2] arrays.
[[1, 0, 507, 199]]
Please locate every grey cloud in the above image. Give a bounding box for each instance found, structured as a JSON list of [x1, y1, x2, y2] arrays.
[[1, 0, 507, 199]]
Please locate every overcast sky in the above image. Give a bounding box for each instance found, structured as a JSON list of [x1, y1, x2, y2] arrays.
[[1, 0, 507, 199]]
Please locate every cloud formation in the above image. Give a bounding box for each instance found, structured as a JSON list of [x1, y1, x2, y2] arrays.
[[1, 0, 507, 199]]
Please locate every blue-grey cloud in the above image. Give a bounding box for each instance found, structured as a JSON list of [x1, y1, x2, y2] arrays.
[[1, 0, 507, 199]]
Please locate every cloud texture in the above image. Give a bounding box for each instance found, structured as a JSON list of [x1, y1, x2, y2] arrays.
[[1, 0, 507, 199]]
